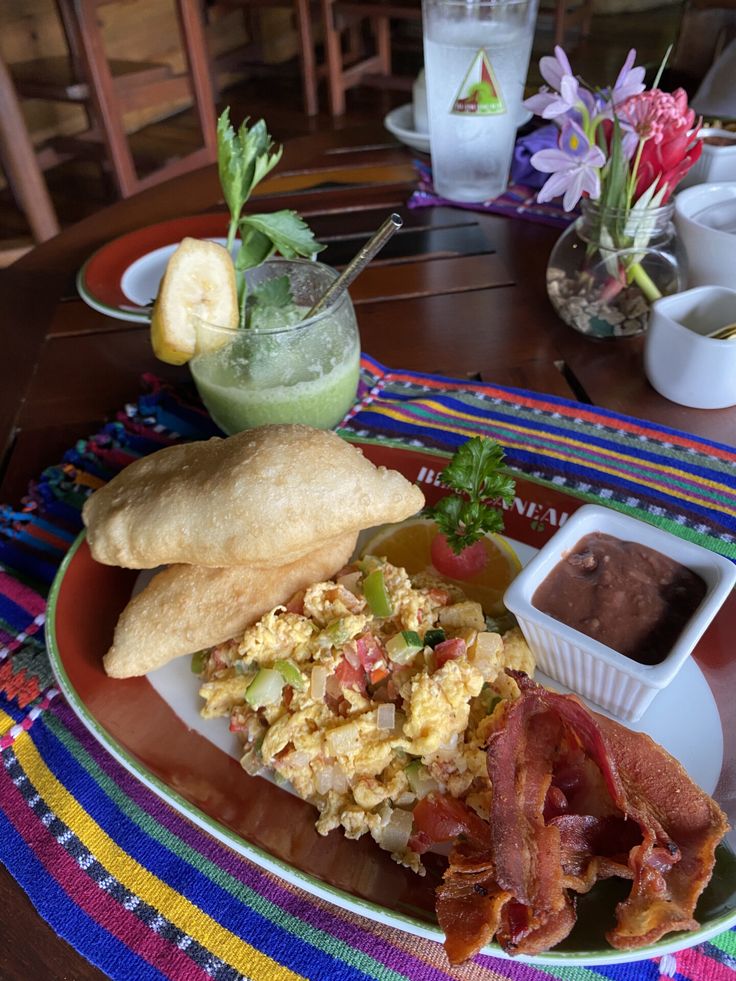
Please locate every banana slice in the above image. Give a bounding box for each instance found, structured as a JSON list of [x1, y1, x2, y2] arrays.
[[150, 237, 239, 365]]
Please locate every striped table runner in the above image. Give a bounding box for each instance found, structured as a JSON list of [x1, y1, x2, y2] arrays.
[[0, 356, 734, 981]]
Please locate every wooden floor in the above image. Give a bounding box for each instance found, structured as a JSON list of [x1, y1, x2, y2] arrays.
[[1, 2, 685, 254]]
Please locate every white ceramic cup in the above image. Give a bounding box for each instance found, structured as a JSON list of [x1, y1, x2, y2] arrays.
[[644, 285, 736, 409], [678, 129, 736, 189], [674, 182, 736, 288]]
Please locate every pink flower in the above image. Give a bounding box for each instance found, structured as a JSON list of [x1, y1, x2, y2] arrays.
[[617, 88, 702, 200]]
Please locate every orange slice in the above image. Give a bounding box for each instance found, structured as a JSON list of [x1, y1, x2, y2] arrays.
[[361, 516, 521, 617]]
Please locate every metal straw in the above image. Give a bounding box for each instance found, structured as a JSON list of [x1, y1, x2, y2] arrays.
[[306, 213, 403, 318]]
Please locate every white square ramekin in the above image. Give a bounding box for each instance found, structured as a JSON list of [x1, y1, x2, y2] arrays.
[[503, 504, 736, 722], [679, 128, 736, 188]]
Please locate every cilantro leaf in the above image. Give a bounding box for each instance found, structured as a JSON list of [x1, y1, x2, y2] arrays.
[[251, 275, 292, 310], [215, 108, 324, 326], [217, 112, 282, 229], [234, 227, 273, 271], [427, 437, 515, 553], [217, 108, 248, 229], [241, 211, 325, 260]]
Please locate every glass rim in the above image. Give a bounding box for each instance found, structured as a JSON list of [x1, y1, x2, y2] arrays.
[[192, 257, 353, 337]]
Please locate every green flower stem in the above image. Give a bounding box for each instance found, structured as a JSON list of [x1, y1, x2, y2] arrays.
[[627, 139, 646, 207], [226, 216, 238, 254], [629, 261, 662, 302]]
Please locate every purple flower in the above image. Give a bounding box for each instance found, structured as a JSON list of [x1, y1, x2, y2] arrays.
[[612, 49, 646, 105], [526, 74, 581, 119], [531, 121, 605, 211], [523, 46, 580, 118], [539, 46, 573, 91]]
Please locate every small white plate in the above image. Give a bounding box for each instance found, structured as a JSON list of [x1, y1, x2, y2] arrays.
[[76, 212, 233, 323], [384, 102, 534, 155], [384, 104, 431, 154]]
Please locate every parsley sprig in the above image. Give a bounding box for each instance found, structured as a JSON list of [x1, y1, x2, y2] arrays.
[[427, 437, 516, 554], [217, 108, 325, 325]]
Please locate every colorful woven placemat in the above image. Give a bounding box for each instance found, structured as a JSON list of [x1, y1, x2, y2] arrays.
[[407, 160, 577, 229], [1, 355, 735, 981]]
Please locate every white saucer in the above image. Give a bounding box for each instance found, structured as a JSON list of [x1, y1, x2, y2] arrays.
[[384, 103, 534, 155], [384, 104, 431, 154]]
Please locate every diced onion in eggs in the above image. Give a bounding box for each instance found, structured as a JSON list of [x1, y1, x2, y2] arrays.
[[326, 721, 361, 755], [379, 807, 414, 853], [311, 665, 327, 699], [376, 703, 395, 730]]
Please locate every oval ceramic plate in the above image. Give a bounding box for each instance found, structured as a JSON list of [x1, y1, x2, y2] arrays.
[[77, 213, 232, 323], [383, 103, 534, 156], [46, 442, 736, 966]]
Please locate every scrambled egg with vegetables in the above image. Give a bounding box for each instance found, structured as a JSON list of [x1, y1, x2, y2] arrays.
[[197, 556, 534, 873]]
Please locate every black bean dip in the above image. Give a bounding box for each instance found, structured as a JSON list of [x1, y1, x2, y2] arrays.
[[532, 532, 707, 665]]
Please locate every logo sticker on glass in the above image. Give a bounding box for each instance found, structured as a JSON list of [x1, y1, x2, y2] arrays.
[[451, 49, 506, 115]]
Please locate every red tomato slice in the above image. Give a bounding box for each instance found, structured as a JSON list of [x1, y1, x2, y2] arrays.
[[434, 637, 467, 668], [430, 532, 488, 579], [410, 793, 491, 851], [355, 633, 386, 670], [334, 657, 367, 694]]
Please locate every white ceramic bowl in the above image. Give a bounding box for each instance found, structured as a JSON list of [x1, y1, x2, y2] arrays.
[[679, 128, 736, 188], [503, 504, 736, 722], [644, 286, 736, 409], [674, 181, 736, 288]]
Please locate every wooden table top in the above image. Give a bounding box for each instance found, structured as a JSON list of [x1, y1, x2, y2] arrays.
[[0, 123, 733, 980]]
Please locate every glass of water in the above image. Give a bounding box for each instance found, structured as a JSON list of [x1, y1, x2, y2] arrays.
[[422, 0, 538, 202]]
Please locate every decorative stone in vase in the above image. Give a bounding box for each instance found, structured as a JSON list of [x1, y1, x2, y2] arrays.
[[546, 201, 683, 339]]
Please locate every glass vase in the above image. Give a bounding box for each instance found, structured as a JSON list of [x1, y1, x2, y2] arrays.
[[546, 200, 682, 339]]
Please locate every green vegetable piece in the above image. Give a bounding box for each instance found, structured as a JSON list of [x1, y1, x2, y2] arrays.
[[323, 618, 353, 645], [423, 628, 446, 649], [245, 667, 285, 708], [386, 630, 423, 664], [190, 650, 208, 674], [405, 759, 421, 784], [362, 568, 394, 618], [405, 759, 439, 799], [426, 437, 516, 554], [478, 684, 502, 716], [274, 658, 306, 690]]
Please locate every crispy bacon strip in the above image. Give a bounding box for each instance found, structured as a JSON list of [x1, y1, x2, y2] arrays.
[[436, 846, 510, 966], [593, 713, 729, 949], [435, 674, 729, 963]]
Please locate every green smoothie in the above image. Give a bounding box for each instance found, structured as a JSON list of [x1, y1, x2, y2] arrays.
[[192, 340, 360, 432], [190, 300, 360, 433]]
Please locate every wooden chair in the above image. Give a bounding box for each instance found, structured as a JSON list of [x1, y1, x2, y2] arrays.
[[551, 0, 593, 47], [9, 0, 218, 199], [536, 0, 593, 48], [207, 0, 323, 116], [671, 0, 736, 86], [320, 0, 422, 116], [0, 52, 60, 265]]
